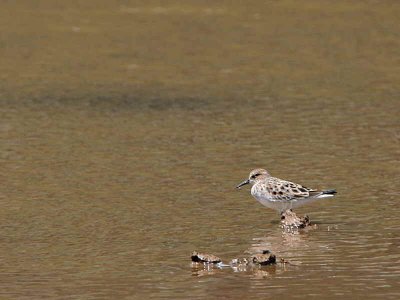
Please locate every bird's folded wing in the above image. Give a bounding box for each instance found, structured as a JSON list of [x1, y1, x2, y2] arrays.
[[268, 178, 318, 200]]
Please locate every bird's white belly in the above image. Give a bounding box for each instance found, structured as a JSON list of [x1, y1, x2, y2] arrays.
[[253, 194, 296, 212]]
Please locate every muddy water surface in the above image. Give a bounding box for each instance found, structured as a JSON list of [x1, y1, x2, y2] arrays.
[[1, 1, 399, 299]]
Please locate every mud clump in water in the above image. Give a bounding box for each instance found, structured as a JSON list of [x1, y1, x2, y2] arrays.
[[251, 253, 277, 265], [191, 250, 277, 267], [280, 209, 314, 229]]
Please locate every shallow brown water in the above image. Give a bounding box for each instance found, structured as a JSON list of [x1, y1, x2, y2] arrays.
[[1, 1, 400, 299]]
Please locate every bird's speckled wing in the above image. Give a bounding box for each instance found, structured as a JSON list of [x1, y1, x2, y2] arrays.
[[264, 177, 319, 201]]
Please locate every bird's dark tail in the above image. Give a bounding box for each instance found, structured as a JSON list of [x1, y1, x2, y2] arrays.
[[322, 189, 337, 195]]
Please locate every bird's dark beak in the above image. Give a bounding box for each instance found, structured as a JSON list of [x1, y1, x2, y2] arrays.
[[236, 179, 250, 189]]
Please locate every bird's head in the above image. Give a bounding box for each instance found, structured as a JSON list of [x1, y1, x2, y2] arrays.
[[236, 168, 270, 189]]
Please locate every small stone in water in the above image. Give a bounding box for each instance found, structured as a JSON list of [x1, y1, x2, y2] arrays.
[[191, 251, 222, 264]]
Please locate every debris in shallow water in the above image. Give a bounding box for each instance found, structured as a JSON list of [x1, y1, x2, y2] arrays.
[[229, 257, 249, 272], [229, 257, 249, 266], [279, 258, 301, 266], [280, 209, 314, 229], [251, 253, 276, 265], [191, 251, 222, 264], [280, 258, 289, 264]]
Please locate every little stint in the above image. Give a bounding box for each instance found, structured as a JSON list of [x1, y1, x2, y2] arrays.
[[236, 168, 336, 213]]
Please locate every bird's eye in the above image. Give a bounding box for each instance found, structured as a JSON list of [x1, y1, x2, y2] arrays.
[[251, 173, 260, 179]]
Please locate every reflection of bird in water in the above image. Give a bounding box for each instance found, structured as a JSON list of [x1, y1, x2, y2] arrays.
[[236, 168, 337, 213]]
